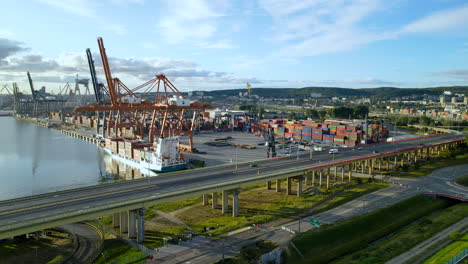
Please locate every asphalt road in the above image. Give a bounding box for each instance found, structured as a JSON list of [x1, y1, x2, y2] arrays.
[[0, 133, 463, 237], [152, 164, 468, 264]]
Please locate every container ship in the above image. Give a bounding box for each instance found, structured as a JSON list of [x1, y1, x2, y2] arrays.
[[102, 136, 187, 173]]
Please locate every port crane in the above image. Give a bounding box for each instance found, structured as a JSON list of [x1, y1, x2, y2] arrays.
[[76, 37, 209, 152], [27, 72, 66, 117], [0, 84, 12, 95]]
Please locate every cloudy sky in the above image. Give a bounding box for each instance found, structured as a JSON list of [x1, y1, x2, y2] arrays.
[[1, 0, 468, 93]]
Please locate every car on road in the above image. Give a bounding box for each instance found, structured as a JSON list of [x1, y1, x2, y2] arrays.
[[329, 149, 339, 154], [357, 147, 363, 150], [249, 163, 258, 167], [373, 150, 379, 154]]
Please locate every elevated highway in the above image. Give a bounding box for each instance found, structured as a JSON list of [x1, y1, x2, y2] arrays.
[[0, 133, 465, 240]]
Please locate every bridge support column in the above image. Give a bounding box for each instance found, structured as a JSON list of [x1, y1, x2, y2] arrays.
[[334, 166, 338, 182], [378, 159, 382, 171], [348, 164, 352, 182], [266, 181, 272, 190], [394, 156, 398, 167], [386, 160, 390, 171], [276, 179, 281, 192], [113, 213, 120, 228], [128, 210, 137, 238], [212, 192, 218, 209], [202, 194, 209, 206], [341, 166, 345, 182], [319, 170, 323, 186], [311, 171, 315, 186], [222, 190, 229, 214], [326, 168, 330, 190], [368, 160, 373, 176], [361, 161, 365, 174], [287, 177, 292, 195], [120, 211, 128, 234], [297, 176, 303, 197], [232, 190, 240, 217], [137, 208, 145, 242]]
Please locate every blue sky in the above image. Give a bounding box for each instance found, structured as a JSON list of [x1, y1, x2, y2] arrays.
[[0, 0, 468, 93]]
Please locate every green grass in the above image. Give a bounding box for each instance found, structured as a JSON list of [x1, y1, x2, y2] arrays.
[[455, 174, 468, 187], [334, 203, 468, 264], [393, 150, 468, 178], [152, 196, 202, 213], [422, 231, 468, 264], [0, 230, 74, 264], [94, 238, 147, 264], [174, 181, 387, 236], [312, 182, 389, 216], [142, 226, 188, 249], [287, 195, 456, 264]]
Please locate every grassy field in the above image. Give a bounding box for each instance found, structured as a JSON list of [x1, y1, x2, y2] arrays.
[[0, 229, 75, 264], [455, 174, 468, 187], [167, 180, 387, 236], [333, 203, 467, 264], [422, 231, 468, 264], [287, 195, 455, 264], [94, 238, 147, 264], [392, 151, 468, 178]]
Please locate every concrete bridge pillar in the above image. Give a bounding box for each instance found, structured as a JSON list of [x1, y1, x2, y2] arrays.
[[334, 166, 338, 182], [276, 179, 281, 192], [113, 213, 120, 228], [348, 164, 352, 182], [120, 211, 128, 234], [319, 170, 323, 186], [386, 159, 390, 171], [212, 192, 218, 209], [202, 194, 209, 206], [266, 181, 272, 190], [400, 157, 405, 167], [326, 167, 330, 190], [137, 208, 145, 242], [287, 177, 292, 195], [378, 159, 382, 171], [341, 166, 345, 182], [128, 210, 137, 238], [232, 190, 240, 217], [312, 170, 316, 186], [361, 161, 365, 174], [394, 156, 398, 167], [297, 176, 303, 197], [368, 160, 373, 176], [222, 190, 229, 214]]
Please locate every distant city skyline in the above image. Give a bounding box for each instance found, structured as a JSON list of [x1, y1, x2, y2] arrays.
[[0, 0, 467, 93]]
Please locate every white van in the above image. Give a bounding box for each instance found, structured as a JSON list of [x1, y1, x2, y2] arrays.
[[329, 148, 339, 154]]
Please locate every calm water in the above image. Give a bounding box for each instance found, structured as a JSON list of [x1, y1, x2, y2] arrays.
[[0, 117, 147, 200]]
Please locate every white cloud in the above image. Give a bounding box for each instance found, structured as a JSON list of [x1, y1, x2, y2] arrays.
[[199, 39, 234, 49], [0, 29, 13, 38], [36, 0, 97, 18], [156, 0, 232, 48], [102, 24, 127, 36], [259, 0, 386, 57], [401, 5, 468, 33], [432, 69, 468, 80]]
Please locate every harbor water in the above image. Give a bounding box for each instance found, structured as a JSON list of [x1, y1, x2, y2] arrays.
[[0, 117, 148, 200]]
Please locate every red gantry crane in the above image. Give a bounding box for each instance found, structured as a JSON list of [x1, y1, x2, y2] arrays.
[[76, 37, 209, 153]]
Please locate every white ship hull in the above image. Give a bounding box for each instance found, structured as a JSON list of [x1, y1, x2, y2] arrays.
[[101, 147, 187, 173]]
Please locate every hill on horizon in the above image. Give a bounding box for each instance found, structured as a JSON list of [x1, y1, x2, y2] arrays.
[[196, 86, 468, 99]]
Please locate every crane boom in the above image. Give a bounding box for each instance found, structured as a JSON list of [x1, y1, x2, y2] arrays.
[[86, 48, 101, 103], [97, 37, 116, 105], [27, 71, 37, 102]]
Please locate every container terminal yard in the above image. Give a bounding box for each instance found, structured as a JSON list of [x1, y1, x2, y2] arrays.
[[0, 37, 466, 264]]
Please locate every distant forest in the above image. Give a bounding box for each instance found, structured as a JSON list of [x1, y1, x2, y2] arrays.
[[196, 86, 468, 100]]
